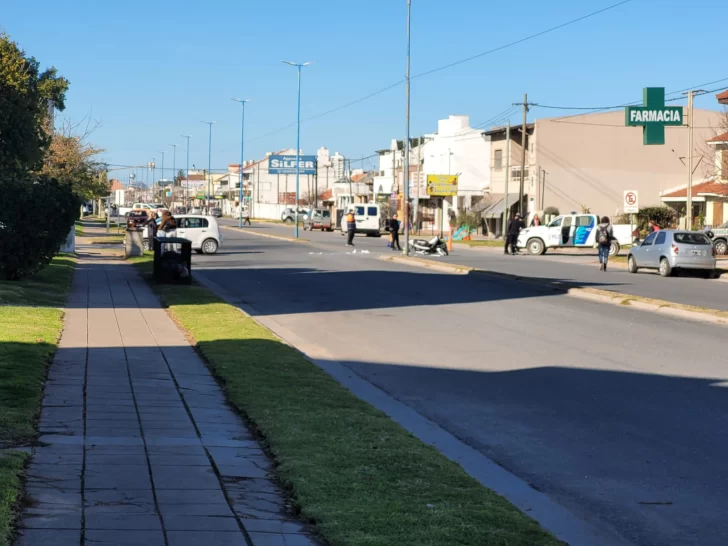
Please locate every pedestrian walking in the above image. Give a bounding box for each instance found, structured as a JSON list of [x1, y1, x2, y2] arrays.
[[345, 209, 356, 247], [389, 213, 402, 251], [242, 207, 251, 226], [530, 214, 541, 227], [596, 215, 613, 271], [505, 213, 523, 255]]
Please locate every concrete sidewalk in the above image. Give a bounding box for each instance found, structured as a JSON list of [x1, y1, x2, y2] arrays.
[[15, 256, 317, 546]]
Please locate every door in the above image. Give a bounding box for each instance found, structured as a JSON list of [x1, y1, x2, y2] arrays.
[[651, 231, 668, 267], [561, 215, 574, 246], [354, 205, 366, 230], [179, 217, 208, 248], [365, 205, 379, 230], [713, 202, 724, 228], [635, 231, 659, 267], [574, 215, 596, 246], [547, 216, 563, 246]]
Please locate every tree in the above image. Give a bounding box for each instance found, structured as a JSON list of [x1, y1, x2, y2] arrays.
[[41, 117, 109, 200], [0, 32, 69, 178], [176, 169, 185, 185]]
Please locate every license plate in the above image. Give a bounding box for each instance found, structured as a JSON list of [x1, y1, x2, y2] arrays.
[[691, 249, 704, 256]]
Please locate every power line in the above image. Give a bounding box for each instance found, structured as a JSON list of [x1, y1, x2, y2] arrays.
[[246, 0, 633, 144], [413, 0, 632, 80]]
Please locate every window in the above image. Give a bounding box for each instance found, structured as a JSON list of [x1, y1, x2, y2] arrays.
[[548, 217, 562, 228], [322, 210, 331, 217], [641, 232, 658, 246], [655, 232, 666, 245], [511, 168, 529, 180], [494, 150, 503, 170], [674, 233, 711, 245], [576, 215, 594, 227], [183, 218, 208, 229], [367, 206, 378, 216], [355, 206, 365, 216]]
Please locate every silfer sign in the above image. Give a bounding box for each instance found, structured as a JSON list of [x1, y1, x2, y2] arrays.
[[268, 155, 317, 175], [625, 87, 684, 145], [426, 174, 458, 197], [623, 190, 639, 214]]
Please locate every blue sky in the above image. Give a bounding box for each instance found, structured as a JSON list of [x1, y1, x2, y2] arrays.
[[3, 0, 726, 182]]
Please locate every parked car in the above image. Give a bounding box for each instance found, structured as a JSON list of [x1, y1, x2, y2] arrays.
[[210, 207, 223, 218], [705, 222, 728, 255], [303, 209, 333, 231], [143, 215, 222, 254], [627, 230, 716, 277], [281, 208, 308, 224], [126, 210, 149, 228], [339, 204, 382, 237]]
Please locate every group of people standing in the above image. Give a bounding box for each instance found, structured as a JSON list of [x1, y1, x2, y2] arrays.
[[144, 210, 177, 240]]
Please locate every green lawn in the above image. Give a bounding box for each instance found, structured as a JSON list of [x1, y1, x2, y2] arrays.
[[455, 239, 504, 248], [0, 256, 76, 544], [134, 256, 560, 546], [74, 223, 84, 237]]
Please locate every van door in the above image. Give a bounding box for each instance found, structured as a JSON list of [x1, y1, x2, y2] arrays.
[[547, 216, 563, 246], [365, 205, 379, 231], [354, 205, 366, 230], [560, 215, 574, 246]]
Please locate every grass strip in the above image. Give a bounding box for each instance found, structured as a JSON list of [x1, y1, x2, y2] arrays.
[[0, 256, 76, 543], [133, 256, 560, 546], [0, 452, 26, 546]]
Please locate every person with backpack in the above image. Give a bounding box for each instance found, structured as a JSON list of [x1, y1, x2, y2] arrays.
[[596, 216, 613, 271]]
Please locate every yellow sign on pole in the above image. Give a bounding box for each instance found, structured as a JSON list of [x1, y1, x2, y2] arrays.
[[426, 174, 458, 197]]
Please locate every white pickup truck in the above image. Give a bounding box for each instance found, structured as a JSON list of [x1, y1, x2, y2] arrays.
[[517, 213, 635, 256], [118, 202, 166, 217]]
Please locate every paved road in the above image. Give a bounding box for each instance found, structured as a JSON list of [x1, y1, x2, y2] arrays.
[[220, 219, 728, 312], [199, 226, 728, 546]]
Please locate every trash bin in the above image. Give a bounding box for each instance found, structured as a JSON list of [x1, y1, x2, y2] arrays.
[[125, 228, 144, 258], [153, 237, 192, 284]]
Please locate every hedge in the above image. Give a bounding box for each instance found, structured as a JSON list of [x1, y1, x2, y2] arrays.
[[0, 177, 80, 279]]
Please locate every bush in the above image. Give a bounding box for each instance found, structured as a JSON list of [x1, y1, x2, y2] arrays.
[[455, 210, 481, 231], [636, 206, 676, 230], [543, 206, 559, 216], [0, 176, 80, 279]]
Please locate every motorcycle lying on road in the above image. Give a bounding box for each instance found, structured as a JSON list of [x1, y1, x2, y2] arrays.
[[408, 236, 449, 256]]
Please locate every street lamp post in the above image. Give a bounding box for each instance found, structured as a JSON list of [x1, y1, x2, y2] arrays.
[[169, 144, 177, 204], [201, 121, 215, 212], [232, 99, 252, 228], [683, 89, 707, 230], [281, 60, 311, 239], [181, 135, 191, 208], [403, 0, 412, 255], [157, 151, 165, 202]]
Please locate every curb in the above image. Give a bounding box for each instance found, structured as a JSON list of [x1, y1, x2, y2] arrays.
[[221, 225, 309, 244], [379, 255, 728, 327]]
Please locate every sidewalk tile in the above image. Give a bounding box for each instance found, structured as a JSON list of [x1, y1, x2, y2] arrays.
[[85, 513, 162, 530], [163, 515, 240, 531], [14, 529, 81, 546], [167, 531, 246, 546], [248, 533, 318, 546], [84, 529, 165, 545]]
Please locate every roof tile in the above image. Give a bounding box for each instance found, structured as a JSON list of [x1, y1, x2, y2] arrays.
[[663, 180, 728, 198]]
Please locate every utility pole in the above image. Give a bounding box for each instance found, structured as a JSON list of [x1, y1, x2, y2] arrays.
[[157, 150, 165, 202], [683, 89, 707, 229], [181, 135, 190, 208], [201, 121, 215, 212], [403, 0, 412, 255], [513, 93, 536, 216], [541, 168, 547, 211], [502, 121, 511, 238]]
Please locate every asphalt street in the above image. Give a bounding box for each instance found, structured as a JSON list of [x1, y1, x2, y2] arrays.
[[218, 219, 728, 311], [199, 223, 728, 546]]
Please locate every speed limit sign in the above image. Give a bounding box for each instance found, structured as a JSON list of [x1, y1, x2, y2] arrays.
[[624, 190, 639, 214]]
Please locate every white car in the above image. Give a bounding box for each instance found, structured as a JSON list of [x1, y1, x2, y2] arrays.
[[144, 215, 222, 254]]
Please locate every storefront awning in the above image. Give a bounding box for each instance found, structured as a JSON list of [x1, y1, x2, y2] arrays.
[[478, 193, 520, 218]]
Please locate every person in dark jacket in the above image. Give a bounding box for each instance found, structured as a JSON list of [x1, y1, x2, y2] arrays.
[[389, 214, 401, 251], [346, 210, 356, 247], [505, 213, 524, 255], [596, 216, 613, 271], [145, 211, 159, 243]]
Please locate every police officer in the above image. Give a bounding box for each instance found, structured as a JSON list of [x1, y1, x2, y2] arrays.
[[346, 209, 356, 247], [505, 213, 524, 255]]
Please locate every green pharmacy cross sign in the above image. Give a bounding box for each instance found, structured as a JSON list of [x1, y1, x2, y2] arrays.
[[625, 87, 684, 145]]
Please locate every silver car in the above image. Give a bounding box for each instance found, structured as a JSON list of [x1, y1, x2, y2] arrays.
[[627, 230, 716, 277]]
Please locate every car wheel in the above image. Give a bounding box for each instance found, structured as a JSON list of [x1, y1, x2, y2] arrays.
[[714, 239, 728, 255], [284, 217, 293, 224], [609, 241, 621, 257], [202, 238, 218, 255], [194, 249, 203, 254], [527, 238, 545, 255], [659, 258, 672, 277], [627, 255, 638, 273], [702, 269, 717, 279]]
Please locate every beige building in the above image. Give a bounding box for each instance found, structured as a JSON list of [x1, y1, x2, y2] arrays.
[[485, 108, 724, 222]]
